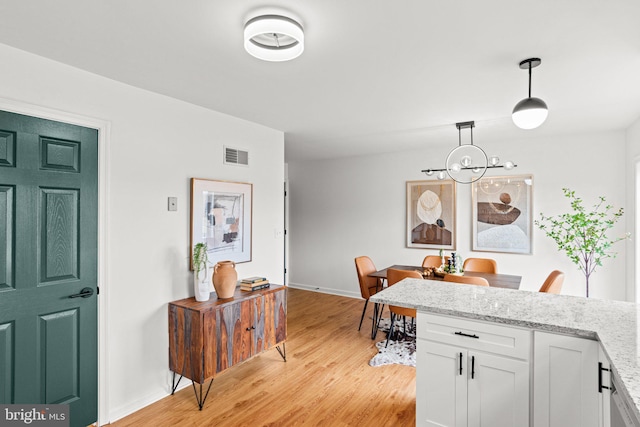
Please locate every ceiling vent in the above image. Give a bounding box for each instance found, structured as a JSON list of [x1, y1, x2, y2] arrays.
[[224, 147, 249, 166]]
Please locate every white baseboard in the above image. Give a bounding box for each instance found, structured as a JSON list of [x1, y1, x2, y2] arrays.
[[287, 282, 361, 299], [106, 376, 191, 424]]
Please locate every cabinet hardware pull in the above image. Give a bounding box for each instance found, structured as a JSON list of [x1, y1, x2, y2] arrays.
[[598, 362, 610, 393], [454, 331, 479, 339], [246, 326, 257, 331], [471, 356, 475, 379], [459, 352, 463, 375]]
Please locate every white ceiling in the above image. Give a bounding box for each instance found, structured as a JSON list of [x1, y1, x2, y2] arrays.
[[0, 1, 639, 161]]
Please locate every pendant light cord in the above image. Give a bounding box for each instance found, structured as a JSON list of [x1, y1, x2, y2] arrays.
[[528, 61, 532, 98]]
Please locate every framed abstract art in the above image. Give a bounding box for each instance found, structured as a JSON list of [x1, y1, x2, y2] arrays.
[[406, 180, 456, 250], [471, 175, 533, 254], [190, 178, 253, 267]]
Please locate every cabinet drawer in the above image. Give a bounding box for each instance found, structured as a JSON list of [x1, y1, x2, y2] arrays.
[[417, 313, 531, 360]]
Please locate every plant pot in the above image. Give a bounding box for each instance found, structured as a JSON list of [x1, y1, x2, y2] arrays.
[[213, 260, 237, 299], [194, 265, 210, 302]]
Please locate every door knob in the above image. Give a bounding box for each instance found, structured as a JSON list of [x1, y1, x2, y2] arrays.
[[68, 287, 94, 298]]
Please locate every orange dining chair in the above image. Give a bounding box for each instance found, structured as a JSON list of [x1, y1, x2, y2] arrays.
[[355, 256, 382, 332], [539, 270, 565, 294], [385, 268, 423, 347], [422, 255, 449, 268], [444, 274, 490, 287], [462, 257, 498, 274]]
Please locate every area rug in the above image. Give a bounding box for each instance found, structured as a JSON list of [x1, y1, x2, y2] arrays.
[[369, 317, 416, 368]]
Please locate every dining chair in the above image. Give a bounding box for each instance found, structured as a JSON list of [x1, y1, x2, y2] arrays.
[[444, 274, 490, 287], [462, 257, 498, 274], [539, 270, 565, 294], [385, 268, 423, 347], [355, 256, 382, 332], [422, 255, 449, 268]]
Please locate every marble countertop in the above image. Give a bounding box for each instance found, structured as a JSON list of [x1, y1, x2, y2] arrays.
[[370, 278, 640, 421]]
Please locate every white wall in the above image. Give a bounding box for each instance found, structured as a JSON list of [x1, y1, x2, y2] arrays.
[[0, 44, 285, 422], [288, 131, 628, 301], [626, 118, 640, 302]]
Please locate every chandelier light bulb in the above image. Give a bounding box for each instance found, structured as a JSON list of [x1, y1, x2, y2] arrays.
[[472, 166, 481, 173], [489, 156, 500, 166], [450, 163, 461, 173], [460, 156, 472, 168], [503, 161, 515, 170], [437, 171, 446, 180], [425, 169, 434, 176]]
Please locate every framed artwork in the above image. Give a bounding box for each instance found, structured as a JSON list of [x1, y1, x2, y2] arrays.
[[406, 180, 456, 250], [190, 178, 252, 268], [472, 174, 533, 254]]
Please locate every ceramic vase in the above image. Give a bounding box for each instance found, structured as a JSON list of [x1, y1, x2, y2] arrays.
[[213, 260, 237, 299], [194, 265, 210, 302]]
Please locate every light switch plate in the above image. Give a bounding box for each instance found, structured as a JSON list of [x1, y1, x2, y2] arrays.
[[168, 197, 178, 211]]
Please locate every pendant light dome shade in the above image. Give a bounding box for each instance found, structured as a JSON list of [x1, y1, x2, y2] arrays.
[[244, 15, 304, 62], [512, 58, 548, 129], [512, 96, 548, 129]]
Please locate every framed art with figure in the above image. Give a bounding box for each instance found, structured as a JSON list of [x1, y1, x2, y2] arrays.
[[406, 180, 456, 250], [472, 174, 533, 254], [190, 178, 252, 268]]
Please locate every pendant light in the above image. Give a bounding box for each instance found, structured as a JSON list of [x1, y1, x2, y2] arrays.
[[512, 58, 548, 130]]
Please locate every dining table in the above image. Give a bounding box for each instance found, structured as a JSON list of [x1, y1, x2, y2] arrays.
[[366, 265, 522, 339]]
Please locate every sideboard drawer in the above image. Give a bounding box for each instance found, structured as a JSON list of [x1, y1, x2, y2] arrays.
[[417, 312, 531, 360]]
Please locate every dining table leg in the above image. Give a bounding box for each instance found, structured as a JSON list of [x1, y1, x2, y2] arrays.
[[370, 278, 386, 339]]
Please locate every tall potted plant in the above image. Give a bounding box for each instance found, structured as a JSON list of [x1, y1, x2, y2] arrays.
[[192, 242, 211, 301], [535, 188, 629, 297]]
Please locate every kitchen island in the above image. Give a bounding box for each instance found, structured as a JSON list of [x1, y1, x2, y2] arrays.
[[370, 278, 640, 426]]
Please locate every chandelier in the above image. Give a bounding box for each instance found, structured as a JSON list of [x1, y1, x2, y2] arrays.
[[421, 121, 516, 184]]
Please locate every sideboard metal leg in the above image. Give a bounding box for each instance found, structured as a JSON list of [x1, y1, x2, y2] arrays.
[[191, 379, 214, 411], [276, 343, 287, 362], [171, 372, 183, 395]]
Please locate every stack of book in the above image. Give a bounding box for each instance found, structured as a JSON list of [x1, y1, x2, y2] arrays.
[[240, 276, 270, 292]]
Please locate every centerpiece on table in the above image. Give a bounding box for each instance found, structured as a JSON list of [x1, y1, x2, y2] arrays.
[[435, 250, 464, 276]]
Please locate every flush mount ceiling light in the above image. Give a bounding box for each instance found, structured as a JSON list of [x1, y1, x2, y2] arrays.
[[512, 58, 548, 129], [421, 121, 516, 184], [244, 14, 304, 62]]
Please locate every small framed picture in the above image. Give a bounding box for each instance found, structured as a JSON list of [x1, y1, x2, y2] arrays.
[[471, 175, 533, 254], [406, 180, 456, 250], [190, 178, 252, 267]]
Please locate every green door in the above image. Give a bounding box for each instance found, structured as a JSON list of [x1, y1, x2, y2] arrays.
[[0, 110, 98, 426]]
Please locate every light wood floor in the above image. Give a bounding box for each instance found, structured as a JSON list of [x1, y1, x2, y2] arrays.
[[109, 288, 416, 426]]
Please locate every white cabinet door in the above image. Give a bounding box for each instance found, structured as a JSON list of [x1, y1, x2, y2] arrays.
[[467, 351, 530, 427], [417, 340, 468, 427], [534, 331, 599, 427]]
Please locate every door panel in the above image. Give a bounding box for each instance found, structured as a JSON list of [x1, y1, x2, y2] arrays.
[[0, 322, 13, 403], [39, 309, 79, 404], [40, 188, 79, 283], [0, 185, 14, 290], [0, 110, 98, 427]]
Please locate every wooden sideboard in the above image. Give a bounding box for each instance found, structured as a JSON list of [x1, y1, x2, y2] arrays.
[[168, 284, 287, 409]]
